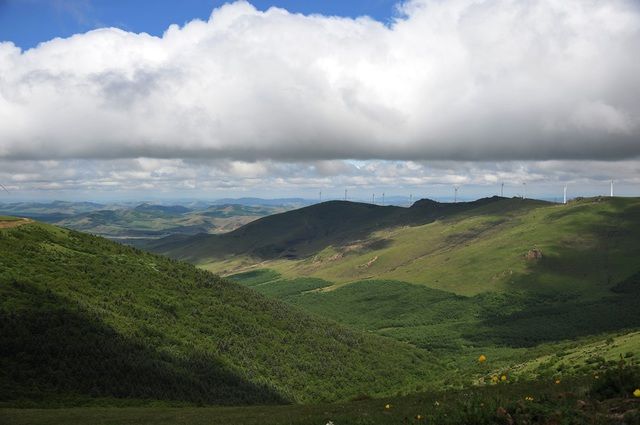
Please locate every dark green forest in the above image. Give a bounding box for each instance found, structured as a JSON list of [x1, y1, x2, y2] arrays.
[[0, 222, 438, 406]]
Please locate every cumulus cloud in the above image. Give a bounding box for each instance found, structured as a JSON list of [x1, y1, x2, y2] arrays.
[[1, 0, 639, 162]]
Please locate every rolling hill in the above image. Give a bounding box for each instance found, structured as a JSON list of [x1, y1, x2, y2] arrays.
[[0, 218, 440, 406], [3, 202, 640, 423], [149, 196, 640, 379], [147, 196, 549, 263]]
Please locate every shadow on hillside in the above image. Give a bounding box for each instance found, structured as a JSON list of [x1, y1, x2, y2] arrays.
[[0, 280, 285, 406], [467, 285, 640, 348], [467, 203, 640, 348]]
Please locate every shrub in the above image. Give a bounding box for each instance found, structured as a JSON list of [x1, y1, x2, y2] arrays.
[[589, 357, 640, 400]]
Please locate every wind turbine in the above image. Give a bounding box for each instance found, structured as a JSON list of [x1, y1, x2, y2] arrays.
[[500, 182, 504, 197], [522, 182, 527, 200], [319, 191, 322, 203], [409, 193, 413, 206], [372, 193, 375, 204], [344, 189, 347, 201], [563, 184, 567, 205], [0, 183, 9, 195], [610, 180, 614, 197], [454, 185, 459, 203], [382, 192, 385, 206]]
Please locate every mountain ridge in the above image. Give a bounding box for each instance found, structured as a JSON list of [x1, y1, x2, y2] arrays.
[[147, 196, 550, 263]]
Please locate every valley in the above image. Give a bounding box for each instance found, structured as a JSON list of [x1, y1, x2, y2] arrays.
[[0, 201, 302, 243], [151, 196, 640, 387], [2, 196, 640, 424]]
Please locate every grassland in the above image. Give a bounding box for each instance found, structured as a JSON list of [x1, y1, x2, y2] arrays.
[[4, 197, 640, 423], [147, 197, 535, 264], [3, 371, 640, 424], [209, 197, 640, 384], [197, 197, 640, 296]]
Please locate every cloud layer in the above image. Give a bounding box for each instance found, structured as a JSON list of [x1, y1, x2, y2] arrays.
[[1, 158, 638, 201], [1, 0, 639, 162]]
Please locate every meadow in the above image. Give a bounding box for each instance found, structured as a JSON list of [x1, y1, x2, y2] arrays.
[[218, 197, 640, 378], [3, 369, 640, 424]]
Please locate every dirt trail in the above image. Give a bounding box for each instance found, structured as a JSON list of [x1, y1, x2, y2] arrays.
[[0, 218, 33, 229]]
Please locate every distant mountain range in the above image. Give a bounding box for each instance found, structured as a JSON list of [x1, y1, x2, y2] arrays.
[[0, 200, 302, 242]]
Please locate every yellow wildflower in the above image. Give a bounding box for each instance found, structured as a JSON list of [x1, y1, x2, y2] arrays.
[[555, 379, 561, 385], [524, 396, 534, 401], [478, 354, 487, 363], [415, 414, 424, 420], [634, 389, 640, 398], [491, 375, 499, 384], [384, 404, 392, 410], [500, 374, 508, 382]]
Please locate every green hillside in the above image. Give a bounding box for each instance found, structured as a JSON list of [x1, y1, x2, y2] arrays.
[[4, 197, 640, 422], [176, 197, 638, 295], [147, 196, 546, 263], [0, 219, 440, 406], [152, 196, 640, 298], [152, 196, 640, 379]]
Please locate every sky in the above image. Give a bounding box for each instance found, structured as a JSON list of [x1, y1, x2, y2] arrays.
[[0, 0, 639, 202]]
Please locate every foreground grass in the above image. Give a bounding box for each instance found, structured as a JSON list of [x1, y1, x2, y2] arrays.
[[3, 375, 640, 425]]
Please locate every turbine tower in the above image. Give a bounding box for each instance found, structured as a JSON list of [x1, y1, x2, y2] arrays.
[[610, 180, 614, 197], [319, 191, 322, 203], [500, 182, 504, 197], [409, 193, 413, 206], [563, 185, 567, 205], [454, 186, 459, 203], [382, 192, 385, 206], [372, 193, 375, 204], [522, 182, 527, 200], [344, 189, 347, 201]]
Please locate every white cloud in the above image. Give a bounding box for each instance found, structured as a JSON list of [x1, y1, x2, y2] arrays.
[[0, 0, 638, 163], [1, 158, 639, 200]]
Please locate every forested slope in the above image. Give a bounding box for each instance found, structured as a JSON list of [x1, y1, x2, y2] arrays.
[[0, 220, 438, 406]]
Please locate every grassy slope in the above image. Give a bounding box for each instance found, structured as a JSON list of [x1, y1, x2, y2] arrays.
[[217, 197, 640, 382], [0, 221, 440, 406], [147, 197, 538, 263], [185, 197, 640, 298]]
